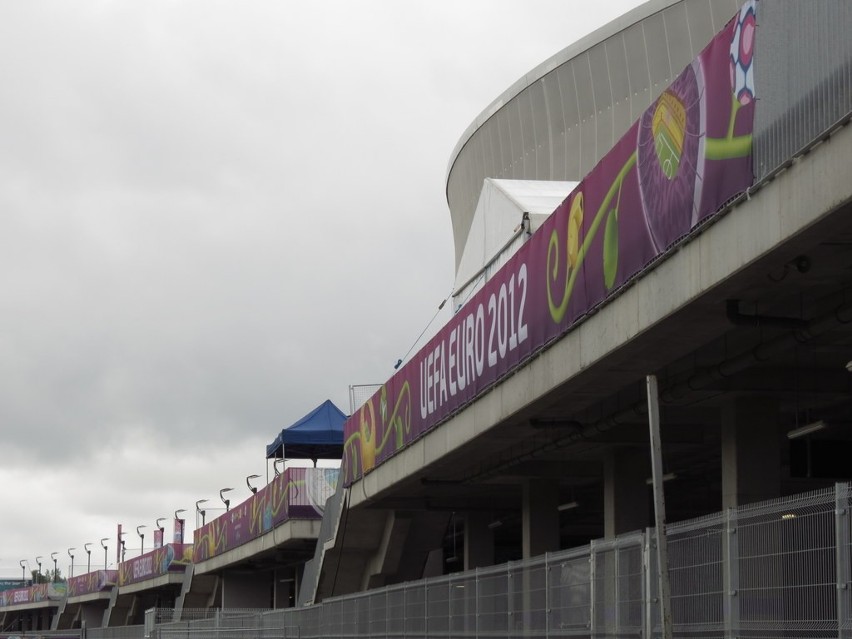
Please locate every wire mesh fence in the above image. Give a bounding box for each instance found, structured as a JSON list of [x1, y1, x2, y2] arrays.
[[82, 483, 852, 639]]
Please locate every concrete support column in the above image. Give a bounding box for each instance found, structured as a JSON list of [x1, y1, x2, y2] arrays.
[[81, 604, 103, 629], [522, 479, 560, 559], [274, 566, 296, 609], [222, 571, 271, 608], [464, 511, 495, 570], [604, 448, 650, 539], [721, 396, 780, 509]]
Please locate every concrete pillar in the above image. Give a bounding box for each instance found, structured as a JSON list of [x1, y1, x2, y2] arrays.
[[464, 511, 495, 570], [604, 448, 650, 539], [721, 396, 780, 509], [274, 566, 296, 608], [423, 548, 444, 578], [81, 604, 103, 629], [522, 479, 560, 559], [222, 571, 271, 608]]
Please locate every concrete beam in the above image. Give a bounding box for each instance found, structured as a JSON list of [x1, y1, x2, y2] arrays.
[[193, 519, 321, 575], [348, 120, 852, 512]]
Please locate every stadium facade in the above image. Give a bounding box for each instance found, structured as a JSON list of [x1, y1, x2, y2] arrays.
[[3, 0, 852, 637]]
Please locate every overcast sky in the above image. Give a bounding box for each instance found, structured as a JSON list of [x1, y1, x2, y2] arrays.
[[0, 0, 643, 578]]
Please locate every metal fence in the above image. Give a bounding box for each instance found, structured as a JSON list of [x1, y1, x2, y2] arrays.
[[126, 483, 852, 638], [753, 0, 852, 182]]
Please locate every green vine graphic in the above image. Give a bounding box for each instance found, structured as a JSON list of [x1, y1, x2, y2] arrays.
[[548, 64, 754, 324], [547, 151, 636, 324], [343, 382, 412, 481]]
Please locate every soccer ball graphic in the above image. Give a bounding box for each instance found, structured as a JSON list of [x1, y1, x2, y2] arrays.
[[730, 0, 756, 104]]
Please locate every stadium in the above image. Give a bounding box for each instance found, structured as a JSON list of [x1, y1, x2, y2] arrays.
[[3, 0, 852, 636]]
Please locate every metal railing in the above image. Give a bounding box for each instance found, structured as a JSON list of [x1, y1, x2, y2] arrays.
[[131, 482, 852, 639]]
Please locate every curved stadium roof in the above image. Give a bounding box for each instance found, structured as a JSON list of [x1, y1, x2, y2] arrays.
[[445, 0, 743, 269]]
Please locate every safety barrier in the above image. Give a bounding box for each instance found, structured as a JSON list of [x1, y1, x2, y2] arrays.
[[123, 483, 852, 639]]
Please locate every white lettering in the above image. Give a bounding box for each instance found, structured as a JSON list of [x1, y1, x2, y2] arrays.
[[487, 293, 497, 367], [438, 341, 448, 406], [427, 349, 435, 414], [474, 303, 485, 378], [517, 263, 529, 345], [416, 262, 529, 421], [419, 358, 428, 419], [448, 328, 457, 396], [132, 556, 154, 580]]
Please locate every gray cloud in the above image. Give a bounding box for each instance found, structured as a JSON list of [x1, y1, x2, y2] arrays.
[[0, 0, 642, 575]]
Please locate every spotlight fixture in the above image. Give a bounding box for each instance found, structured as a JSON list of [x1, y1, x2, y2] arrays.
[[196, 499, 209, 526], [136, 526, 147, 555], [246, 474, 261, 494], [220, 487, 234, 512], [787, 420, 827, 440], [645, 472, 677, 485]]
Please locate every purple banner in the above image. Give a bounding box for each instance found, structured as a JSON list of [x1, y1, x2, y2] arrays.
[[117, 543, 192, 586], [342, 1, 756, 486], [0, 582, 66, 607], [67, 570, 118, 597], [174, 517, 185, 544], [192, 467, 338, 563]]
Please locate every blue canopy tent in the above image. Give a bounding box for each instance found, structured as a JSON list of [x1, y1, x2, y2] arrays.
[[265, 399, 347, 465]]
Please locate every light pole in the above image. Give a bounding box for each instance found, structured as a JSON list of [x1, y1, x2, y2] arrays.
[[35, 556, 42, 583], [174, 509, 187, 544], [137, 525, 147, 556], [246, 474, 261, 494], [156, 518, 166, 548], [67, 548, 75, 578], [196, 499, 208, 527], [19, 560, 26, 586], [50, 552, 58, 582], [220, 487, 234, 512], [100, 538, 109, 570], [84, 543, 92, 574]]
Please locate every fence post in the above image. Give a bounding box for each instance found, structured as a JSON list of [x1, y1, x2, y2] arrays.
[[646, 374, 673, 639], [590, 541, 597, 637], [475, 568, 480, 639], [508, 563, 514, 634], [144, 607, 155, 639], [424, 579, 429, 639], [644, 529, 654, 639], [615, 540, 622, 637], [545, 553, 551, 639], [724, 507, 739, 639], [836, 482, 850, 639]]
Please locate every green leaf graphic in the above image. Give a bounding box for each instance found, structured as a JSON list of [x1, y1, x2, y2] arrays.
[[603, 209, 619, 290]]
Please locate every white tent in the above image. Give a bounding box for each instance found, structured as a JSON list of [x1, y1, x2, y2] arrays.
[[452, 179, 578, 311]]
